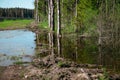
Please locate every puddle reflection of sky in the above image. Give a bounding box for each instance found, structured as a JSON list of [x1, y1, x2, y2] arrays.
[[0, 30, 36, 66]]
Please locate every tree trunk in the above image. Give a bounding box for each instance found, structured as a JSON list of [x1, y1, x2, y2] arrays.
[[48, 0, 50, 28], [35, 0, 39, 23], [57, 0, 61, 56], [21, 9, 24, 18], [75, 0, 78, 60], [48, 0, 55, 55], [48, 0, 51, 53]]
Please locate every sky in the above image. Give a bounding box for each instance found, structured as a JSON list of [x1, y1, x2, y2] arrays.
[[0, 0, 35, 9]]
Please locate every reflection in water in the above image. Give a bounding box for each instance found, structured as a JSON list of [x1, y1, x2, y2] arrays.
[[37, 33, 120, 73], [61, 35, 120, 73], [0, 30, 36, 66]]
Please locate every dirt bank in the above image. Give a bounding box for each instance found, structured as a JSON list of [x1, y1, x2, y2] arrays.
[[0, 55, 120, 80]]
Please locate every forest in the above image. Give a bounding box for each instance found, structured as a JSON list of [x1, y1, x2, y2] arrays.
[[35, 0, 120, 60], [0, 8, 34, 20], [34, 0, 120, 76], [0, 0, 120, 80]]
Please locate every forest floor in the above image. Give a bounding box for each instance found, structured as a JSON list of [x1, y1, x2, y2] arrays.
[[0, 21, 120, 80]]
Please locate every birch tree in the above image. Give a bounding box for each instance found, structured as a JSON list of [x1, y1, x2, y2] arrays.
[[57, 0, 61, 56], [48, 0, 55, 55]]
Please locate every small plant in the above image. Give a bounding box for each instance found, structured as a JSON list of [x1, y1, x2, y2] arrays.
[[57, 61, 70, 68], [10, 56, 21, 60], [20, 70, 25, 78], [99, 68, 109, 80], [13, 61, 24, 65], [57, 61, 64, 67], [10, 55, 23, 65]]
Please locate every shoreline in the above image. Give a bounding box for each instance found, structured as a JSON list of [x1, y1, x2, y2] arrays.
[[0, 55, 120, 80], [0, 21, 120, 80]]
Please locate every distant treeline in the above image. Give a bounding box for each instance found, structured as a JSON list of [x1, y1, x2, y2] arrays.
[[0, 8, 34, 20]]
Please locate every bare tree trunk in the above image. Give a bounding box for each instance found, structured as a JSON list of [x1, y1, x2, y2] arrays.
[[15, 9, 17, 18], [57, 0, 61, 56], [35, 0, 39, 23], [75, 0, 78, 60], [50, 0, 55, 31], [48, 0, 55, 55], [61, 0, 64, 28], [97, 0, 103, 65], [48, 0, 51, 52], [98, 15, 102, 65], [48, 0, 50, 26]]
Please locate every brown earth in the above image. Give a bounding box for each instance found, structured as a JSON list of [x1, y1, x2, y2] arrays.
[[0, 55, 120, 80]]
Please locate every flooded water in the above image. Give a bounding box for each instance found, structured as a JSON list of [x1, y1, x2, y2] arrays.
[[0, 30, 36, 66], [61, 35, 120, 73], [38, 33, 120, 73], [1, 29, 119, 73]]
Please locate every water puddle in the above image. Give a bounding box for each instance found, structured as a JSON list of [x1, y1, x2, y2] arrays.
[[0, 29, 36, 66]]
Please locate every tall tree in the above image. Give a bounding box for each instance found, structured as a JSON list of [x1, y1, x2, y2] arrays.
[[35, 0, 39, 23], [48, 0, 55, 55], [57, 0, 61, 56], [75, 0, 78, 60]]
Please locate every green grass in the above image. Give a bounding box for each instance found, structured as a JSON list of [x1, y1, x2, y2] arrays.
[[38, 20, 76, 34], [0, 19, 33, 30], [38, 20, 48, 29]]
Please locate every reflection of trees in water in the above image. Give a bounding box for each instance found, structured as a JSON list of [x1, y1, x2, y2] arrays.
[[97, 0, 120, 72], [37, 30, 120, 72], [61, 34, 120, 72]]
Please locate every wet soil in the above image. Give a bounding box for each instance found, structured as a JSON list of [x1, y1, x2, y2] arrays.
[[0, 55, 120, 80]]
